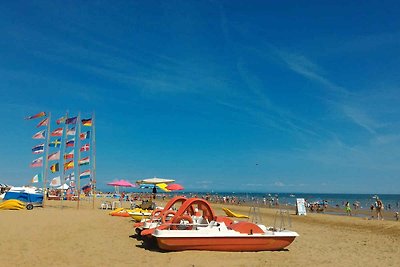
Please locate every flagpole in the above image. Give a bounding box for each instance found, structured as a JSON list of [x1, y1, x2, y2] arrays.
[[43, 112, 51, 208], [77, 112, 81, 210], [60, 111, 68, 208], [92, 111, 96, 209]]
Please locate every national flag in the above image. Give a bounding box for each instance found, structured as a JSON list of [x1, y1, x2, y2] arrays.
[[64, 160, 74, 171], [50, 163, 59, 173], [66, 116, 77, 124], [66, 138, 75, 147], [80, 143, 90, 152], [64, 150, 74, 159], [81, 118, 92, 126], [36, 118, 49, 128], [51, 128, 63, 136], [32, 130, 45, 139], [47, 151, 60, 161], [80, 170, 91, 179], [80, 131, 90, 140], [50, 176, 61, 187], [66, 127, 76, 136], [56, 116, 66, 124], [30, 157, 43, 167], [65, 172, 75, 181], [49, 138, 61, 147], [32, 144, 44, 154], [78, 157, 90, 166], [25, 111, 46, 120], [82, 184, 91, 193], [32, 173, 42, 183]]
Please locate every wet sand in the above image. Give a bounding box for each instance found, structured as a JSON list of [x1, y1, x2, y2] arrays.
[[1, 197, 399, 267]]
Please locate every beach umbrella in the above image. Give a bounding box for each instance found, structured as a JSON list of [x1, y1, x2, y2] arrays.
[[139, 183, 170, 192], [107, 179, 135, 187], [136, 177, 175, 185], [166, 183, 184, 191]]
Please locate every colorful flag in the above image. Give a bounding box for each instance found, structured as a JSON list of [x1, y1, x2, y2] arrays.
[[80, 131, 90, 140], [80, 143, 90, 152], [30, 157, 43, 167], [36, 118, 49, 128], [50, 163, 60, 173], [79, 157, 90, 166], [51, 128, 63, 136], [64, 150, 74, 159], [25, 111, 46, 120], [64, 160, 74, 171], [66, 116, 77, 124], [49, 138, 61, 147], [80, 170, 91, 179], [32, 143, 44, 154], [56, 116, 66, 124], [65, 172, 75, 181], [66, 127, 76, 136], [47, 151, 60, 161], [66, 138, 75, 147], [81, 118, 92, 126], [50, 176, 61, 187], [82, 183, 91, 193], [32, 173, 42, 183], [32, 130, 45, 139]]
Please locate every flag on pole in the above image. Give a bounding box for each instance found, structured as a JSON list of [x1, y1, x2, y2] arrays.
[[80, 170, 91, 179], [49, 138, 61, 147], [32, 130, 46, 139], [80, 143, 90, 152], [36, 118, 49, 128], [79, 157, 90, 166], [66, 138, 75, 147], [32, 144, 44, 154], [80, 131, 90, 140], [56, 116, 66, 124], [32, 173, 42, 183], [65, 172, 75, 181], [64, 160, 74, 170], [81, 118, 92, 126], [66, 127, 76, 136], [64, 150, 74, 159], [50, 176, 61, 187], [30, 157, 43, 167], [25, 111, 46, 120], [50, 163, 60, 173], [51, 128, 63, 136], [47, 151, 60, 161], [66, 117, 77, 124], [82, 183, 91, 193]]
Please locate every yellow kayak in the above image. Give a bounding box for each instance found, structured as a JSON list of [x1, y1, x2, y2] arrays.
[[127, 208, 153, 222]]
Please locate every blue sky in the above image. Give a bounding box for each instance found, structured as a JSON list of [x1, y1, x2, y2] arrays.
[[1, 1, 399, 194]]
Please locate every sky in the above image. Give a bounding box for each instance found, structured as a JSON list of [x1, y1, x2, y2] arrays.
[[0, 1, 400, 194]]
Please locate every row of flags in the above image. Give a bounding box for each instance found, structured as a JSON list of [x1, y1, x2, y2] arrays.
[[26, 111, 94, 190]]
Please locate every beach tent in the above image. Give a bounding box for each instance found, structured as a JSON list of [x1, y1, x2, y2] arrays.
[[3, 186, 43, 203], [57, 184, 70, 190]]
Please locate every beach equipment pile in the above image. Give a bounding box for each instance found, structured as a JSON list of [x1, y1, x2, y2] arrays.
[[0, 199, 25, 210]]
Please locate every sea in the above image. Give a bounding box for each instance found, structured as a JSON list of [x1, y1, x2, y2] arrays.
[[98, 187, 400, 211]]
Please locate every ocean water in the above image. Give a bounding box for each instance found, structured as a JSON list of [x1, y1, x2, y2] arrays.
[[186, 192, 400, 211], [99, 187, 400, 211]]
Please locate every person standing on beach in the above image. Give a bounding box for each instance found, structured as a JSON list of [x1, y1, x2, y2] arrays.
[[376, 198, 384, 220], [345, 202, 352, 216]]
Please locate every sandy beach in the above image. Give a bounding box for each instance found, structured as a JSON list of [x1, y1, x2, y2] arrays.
[[1, 197, 399, 267]]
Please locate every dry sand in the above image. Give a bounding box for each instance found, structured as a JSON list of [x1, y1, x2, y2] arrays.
[[1, 197, 399, 267]]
